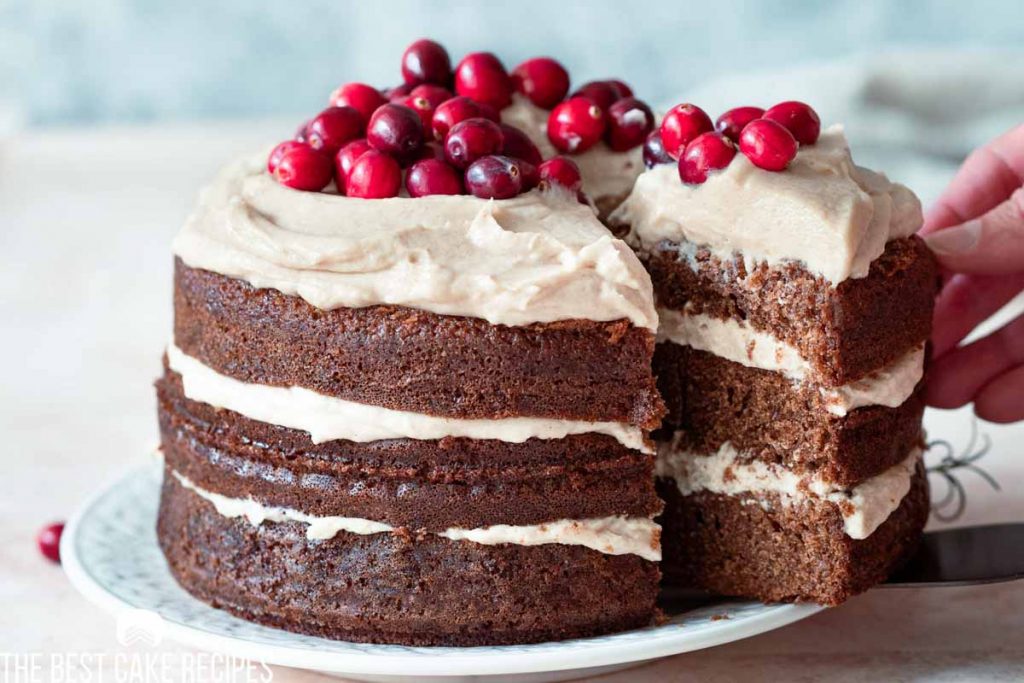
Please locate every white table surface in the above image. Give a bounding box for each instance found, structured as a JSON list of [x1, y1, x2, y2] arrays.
[[2, 123, 1022, 682]]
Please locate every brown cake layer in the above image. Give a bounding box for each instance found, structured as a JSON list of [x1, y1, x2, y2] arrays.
[[173, 260, 664, 428], [654, 344, 926, 486], [158, 471, 660, 646], [158, 369, 660, 530], [646, 236, 938, 385], [657, 462, 928, 606]]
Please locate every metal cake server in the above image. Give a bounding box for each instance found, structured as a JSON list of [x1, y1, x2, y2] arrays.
[[883, 523, 1024, 587]]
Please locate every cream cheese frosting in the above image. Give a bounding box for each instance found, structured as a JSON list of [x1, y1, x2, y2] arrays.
[[172, 152, 657, 330], [502, 94, 644, 202], [655, 436, 921, 539], [614, 126, 923, 285], [167, 342, 651, 452], [656, 307, 925, 414], [173, 470, 661, 560]]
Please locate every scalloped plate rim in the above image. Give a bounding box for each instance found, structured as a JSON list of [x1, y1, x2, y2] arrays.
[[62, 463, 825, 677]]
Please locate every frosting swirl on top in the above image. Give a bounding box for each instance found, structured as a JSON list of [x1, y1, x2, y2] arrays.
[[613, 126, 923, 284], [502, 94, 644, 202], [173, 154, 657, 330]]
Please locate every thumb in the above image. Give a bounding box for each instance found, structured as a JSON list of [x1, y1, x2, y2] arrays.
[[924, 187, 1024, 274]]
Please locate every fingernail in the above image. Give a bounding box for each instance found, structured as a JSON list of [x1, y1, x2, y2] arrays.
[[925, 221, 980, 255]]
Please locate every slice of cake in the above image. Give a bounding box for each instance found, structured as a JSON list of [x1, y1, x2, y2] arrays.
[[155, 39, 666, 645], [613, 102, 936, 605]]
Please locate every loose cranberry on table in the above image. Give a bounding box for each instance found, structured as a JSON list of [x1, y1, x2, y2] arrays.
[[738, 118, 798, 171], [464, 155, 523, 199], [572, 80, 623, 112], [454, 52, 513, 110], [268, 140, 306, 174], [715, 106, 765, 143], [273, 144, 333, 191], [762, 101, 821, 145], [37, 521, 65, 564], [679, 132, 737, 184], [346, 150, 402, 198], [659, 103, 714, 159], [401, 38, 453, 86], [403, 95, 436, 129], [306, 106, 365, 155], [444, 117, 504, 169], [334, 139, 373, 192], [406, 158, 464, 197], [511, 57, 570, 109], [366, 103, 425, 159], [547, 96, 606, 154], [409, 84, 452, 110], [432, 96, 488, 140], [329, 82, 388, 124], [642, 131, 674, 168], [605, 97, 655, 151], [538, 156, 583, 192], [499, 124, 543, 165]]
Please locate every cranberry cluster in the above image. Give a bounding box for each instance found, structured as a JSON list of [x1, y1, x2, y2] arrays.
[[643, 101, 821, 185], [268, 39, 591, 200]]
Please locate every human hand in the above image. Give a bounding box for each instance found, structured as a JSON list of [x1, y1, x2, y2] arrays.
[[920, 124, 1024, 423]]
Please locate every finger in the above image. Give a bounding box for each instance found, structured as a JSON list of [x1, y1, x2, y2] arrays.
[[930, 272, 1024, 357], [922, 124, 1024, 235], [925, 313, 1024, 409], [974, 364, 1024, 423], [923, 187, 1024, 274]]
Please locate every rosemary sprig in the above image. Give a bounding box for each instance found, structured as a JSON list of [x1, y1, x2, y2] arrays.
[[926, 418, 999, 522]]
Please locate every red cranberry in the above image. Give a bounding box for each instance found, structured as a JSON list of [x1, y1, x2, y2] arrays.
[[367, 103, 424, 159], [572, 81, 622, 112], [454, 52, 513, 110], [476, 102, 502, 123], [415, 140, 447, 162], [517, 158, 540, 190], [295, 120, 310, 143], [432, 96, 486, 140], [643, 131, 674, 168], [347, 150, 402, 198], [268, 140, 306, 174], [739, 119, 798, 171], [444, 117, 504, 169], [406, 158, 463, 196], [334, 139, 373, 192], [606, 97, 655, 151], [499, 124, 543, 165], [538, 156, 582, 192], [511, 57, 570, 109], [384, 83, 414, 102], [410, 84, 452, 109], [401, 39, 452, 86], [715, 106, 764, 143], [679, 132, 737, 184], [329, 82, 388, 124], [547, 97, 606, 154], [607, 79, 633, 98], [273, 144, 333, 191], [464, 155, 523, 199], [306, 106, 365, 155], [403, 95, 436, 129], [763, 101, 821, 145], [659, 103, 713, 159], [37, 522, 65, 564]]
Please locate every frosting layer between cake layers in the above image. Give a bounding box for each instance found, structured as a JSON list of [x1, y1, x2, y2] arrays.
[[172, 470, 661, 561], [166, 341, 650, 452], [657, 307, 924, 416], [655, 435, 921, 540], [173, 153, 656, 330], [614, 126, 923, 285]]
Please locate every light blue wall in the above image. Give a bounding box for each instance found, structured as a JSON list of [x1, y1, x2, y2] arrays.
[[2, 0, 1021, 126]]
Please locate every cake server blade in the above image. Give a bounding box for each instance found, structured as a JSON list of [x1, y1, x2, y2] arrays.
[[883, 523, 1024, 587]]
